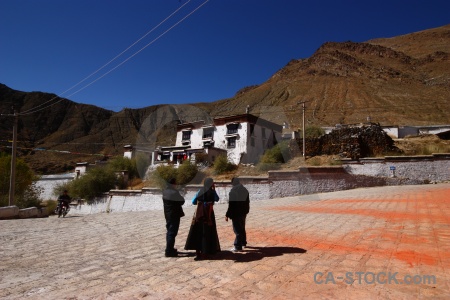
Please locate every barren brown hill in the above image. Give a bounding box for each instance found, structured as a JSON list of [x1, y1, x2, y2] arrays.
[[1, 24, 449, 174], [209, 24, 450, 128], [0, 85, 211, 173]]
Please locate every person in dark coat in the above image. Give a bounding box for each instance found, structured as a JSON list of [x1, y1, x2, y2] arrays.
[[184, 177, 221, 260], [57, 190, 72, 210], [162, 178, 185, 257], [225, 177, 250, 252]]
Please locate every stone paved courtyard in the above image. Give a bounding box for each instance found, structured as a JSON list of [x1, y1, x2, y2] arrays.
[[1, 183, 449, 299]]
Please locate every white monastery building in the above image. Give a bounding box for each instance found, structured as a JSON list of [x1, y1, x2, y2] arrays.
[[150, 113, 283, 165]]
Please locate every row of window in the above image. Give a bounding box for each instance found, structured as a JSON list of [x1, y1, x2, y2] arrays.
[[183, 133, 236, 148], [181, 124, 269, 149], [182, 125, 238, 141], [182, 124, 267, 140]]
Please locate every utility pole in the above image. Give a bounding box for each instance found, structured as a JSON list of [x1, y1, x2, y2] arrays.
[[9, 107, 18, 206], [297, 101, 308, 157], [302, 102, 306, 157]]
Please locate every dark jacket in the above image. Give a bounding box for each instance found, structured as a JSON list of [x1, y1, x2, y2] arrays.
[[226, 183, 250, 219], [58, 194, 71, 204], [162, 185, 185, 220]]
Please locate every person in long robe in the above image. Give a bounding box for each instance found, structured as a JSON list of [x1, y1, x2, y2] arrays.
[[184, 177, 221, 260]]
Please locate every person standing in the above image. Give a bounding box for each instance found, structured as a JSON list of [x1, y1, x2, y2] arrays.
[[162, 178, 185, 257], [225, 177, 250, 252], [185, 177, 221, 260]]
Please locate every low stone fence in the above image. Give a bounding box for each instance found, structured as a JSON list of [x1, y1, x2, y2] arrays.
[[12, 154, 448, 216], [0, 206, 49, 220], [342, 154, 450, 182], [70, 158, 445, 216], [71, 178, 271, 215]]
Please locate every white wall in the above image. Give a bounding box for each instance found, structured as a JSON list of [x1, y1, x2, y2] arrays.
[[175, 122, 281, 165], [36, 174, 76, 200], [382, 127, 399, 138], [68, 154, 450, 216]]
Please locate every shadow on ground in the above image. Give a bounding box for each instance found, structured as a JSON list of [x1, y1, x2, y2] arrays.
[[205, 246, 307, 262]]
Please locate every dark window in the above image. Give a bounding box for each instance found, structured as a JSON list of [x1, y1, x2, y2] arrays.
[[251, 137, 255, 147], [227, 137, 236, 148], [203, 128, 214, 139], [250, 124, 255, 135], [182, 131, 191, 141], [262, 128, 266, 138], [203, 140, 214, 148], [227, 123, 239, 134]]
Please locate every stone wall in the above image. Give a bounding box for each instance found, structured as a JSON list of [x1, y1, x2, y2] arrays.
[[67, 154, 450, 215], [268, 167, 424, 199], [343, 154, 450, 182], [0, 206, 49, 220], [9, 154, 446, 218]]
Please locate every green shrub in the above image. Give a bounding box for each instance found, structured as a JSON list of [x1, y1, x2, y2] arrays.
[[107, 156, 139, 179], [329, 158, 343, 166], [45, 200, 58, 215], [304, 125, 325, 138], [152, 164, 178, 189], [68, 167, 116, 200], [267, 141, 290, 163], [176, 161, 198, 185], [307, 157, 322, 166], [14, 183, 43, 209], [54, 156, 146, 200], [213, 154, 236, 175], [256, 141, 291, 171], [0, 154, 42, 208], [151, 161, 202, 189]]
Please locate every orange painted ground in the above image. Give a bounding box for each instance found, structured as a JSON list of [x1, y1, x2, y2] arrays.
[[254, 187, 450, 268]]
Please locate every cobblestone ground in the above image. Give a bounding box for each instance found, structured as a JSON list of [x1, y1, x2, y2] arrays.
[[1, 184, 449, 299]]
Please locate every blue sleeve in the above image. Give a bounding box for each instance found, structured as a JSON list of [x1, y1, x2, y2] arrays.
[[214, 190, 219, 202], [192, 190, 200, 205]]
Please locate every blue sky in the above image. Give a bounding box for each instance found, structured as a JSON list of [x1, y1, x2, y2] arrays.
[[1, 0, 449, 112]]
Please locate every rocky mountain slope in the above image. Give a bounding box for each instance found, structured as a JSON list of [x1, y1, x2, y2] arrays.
[[1, 24, 449, 174], [210, 24, 450, 128], [0, 87, 211, 173]]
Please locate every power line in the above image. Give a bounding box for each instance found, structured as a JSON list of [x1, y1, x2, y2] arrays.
[[18, 0, 209, 116], [0, 145, 112, 157], [62, 0, 210, 101], [57, 0, 193, 100], [18, 1, 192, 116]]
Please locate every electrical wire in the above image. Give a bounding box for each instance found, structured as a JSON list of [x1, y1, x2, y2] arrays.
[[58, 0, 192, 99], [0, 145, 111, 157], [18, 1, 192, 116], [63, 0, 210, 101], [19, 0, 209, 116]]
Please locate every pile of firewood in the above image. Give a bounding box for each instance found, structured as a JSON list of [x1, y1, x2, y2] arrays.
[[291, 123, 401, 160]]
